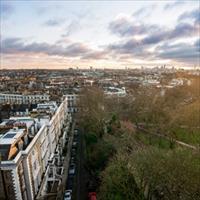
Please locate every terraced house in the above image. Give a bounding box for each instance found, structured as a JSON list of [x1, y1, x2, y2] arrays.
[[0, 97, 71, 200], [0, 93, 50, 104]]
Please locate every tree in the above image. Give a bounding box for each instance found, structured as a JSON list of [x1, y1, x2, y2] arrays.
[[78, 87, 107, 137], [129, 148, 200, 200], [99, 155, 144, 200]]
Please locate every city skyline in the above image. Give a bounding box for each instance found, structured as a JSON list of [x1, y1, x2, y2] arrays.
[[0, 0, 199, 69]]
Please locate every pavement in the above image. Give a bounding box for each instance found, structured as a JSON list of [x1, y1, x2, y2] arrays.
[[56, 121, 75, 200]]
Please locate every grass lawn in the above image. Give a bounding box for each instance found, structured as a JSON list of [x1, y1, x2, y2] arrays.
[[172, 128, 200, 146]]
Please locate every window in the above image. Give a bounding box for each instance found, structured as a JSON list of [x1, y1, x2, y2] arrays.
[[33, 161, 37, 170]]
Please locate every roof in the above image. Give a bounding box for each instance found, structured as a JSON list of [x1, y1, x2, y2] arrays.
[[1, 117, 35, 129], [0, 128, 25, 145]]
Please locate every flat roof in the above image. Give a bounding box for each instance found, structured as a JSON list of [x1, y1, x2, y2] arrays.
[[3, 133, 16, 139], [1, 117, 35, 128], [0, 128, 25, 145], [10, 117, 33, 121]]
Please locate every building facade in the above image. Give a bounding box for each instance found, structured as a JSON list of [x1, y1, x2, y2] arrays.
[[0, 93, 50, 104], [64, 94, 79, 113], [0, 97, 69, 200]]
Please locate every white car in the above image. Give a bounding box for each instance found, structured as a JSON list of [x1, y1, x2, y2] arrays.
[[64, 190, 72, 200], [74, 129, 79, 136], [72, 142, 77, 148]]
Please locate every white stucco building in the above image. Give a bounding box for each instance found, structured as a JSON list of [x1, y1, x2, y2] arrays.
[[0, 93, 50, 104], [0, 97, 70, 200], [64, 94, 79, 113]]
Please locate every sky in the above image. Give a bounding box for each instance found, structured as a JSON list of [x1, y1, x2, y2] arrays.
[[0, 0, 199, 69]]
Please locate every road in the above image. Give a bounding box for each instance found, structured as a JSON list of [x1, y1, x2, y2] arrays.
[[73, 127, 88, 200]]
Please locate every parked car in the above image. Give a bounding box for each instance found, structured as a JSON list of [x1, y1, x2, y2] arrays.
[[72, 141, 77, 148], [71, 148, 76, 156], [88, 192, 97, 200], [66, 176, 73, 190], [74, 128, 79, 132], [64, 190, 72, 200], [69, 164, 76, 175], [74, 129, 79, 136], [70, 156, 76, 164]]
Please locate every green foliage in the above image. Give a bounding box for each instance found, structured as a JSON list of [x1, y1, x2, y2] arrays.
[[130, 148, 200, 200], [87, 139, 115, 172], [172, 128, 200, 145], [134, 131, 176, 149], [78, 82, 200, 199], [99, 157, 144, 200], [84, 132, 115, 173], [107, 124, 112, 134], [111, 114, 117, 123], [85, 132, 98, 146]]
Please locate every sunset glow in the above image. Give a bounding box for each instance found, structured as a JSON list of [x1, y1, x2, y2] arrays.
[[0, 0, 199, 69]]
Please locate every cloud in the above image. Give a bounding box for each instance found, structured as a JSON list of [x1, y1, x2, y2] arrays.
[[194, 38, 200, 51], [1, 37, 86, 56], [106, 20, 200, 64], [170, 22, 198, 38], [107, 38, 153, 60], [109, 11, 198, 45], [133, 4, 156, 18], [156, 41, 199, 64], [1, 4, 199, 68], [109, 13, 198, 41], [143, 22, 199, 45], [62, 20, 81, 37], [65, 43, 90, 57], [1, 37, 24, 53], [108, 39, 139, 54], [1, 37, 107, 60], [108, 16, 158, 37], [178, 8, 200, 25], [106, 37, 199, 65], [82, 51, 107, 60], [44, 19, 65, 26], [164, 1, 185, 10], [142, 31, 167, 45]]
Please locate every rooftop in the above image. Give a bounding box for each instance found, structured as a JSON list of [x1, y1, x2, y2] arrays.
[[0, 128, 25, 145]]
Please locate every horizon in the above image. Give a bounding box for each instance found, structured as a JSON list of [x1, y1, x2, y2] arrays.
[[0, 0, 200, 69]]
